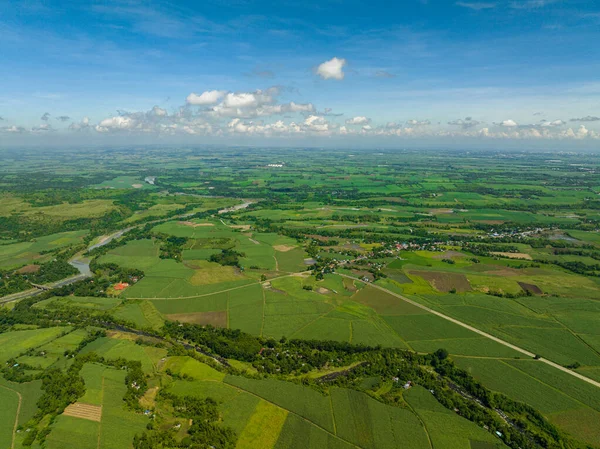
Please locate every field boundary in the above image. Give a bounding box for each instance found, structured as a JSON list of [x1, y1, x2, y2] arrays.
[[222, 380, 361, 448], [0, 384, 21, 449], [340, 274, 600, 389], [133, 272, 310, 300]]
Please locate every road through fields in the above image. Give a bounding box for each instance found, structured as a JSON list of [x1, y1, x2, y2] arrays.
[[339, 274, 600, 389]]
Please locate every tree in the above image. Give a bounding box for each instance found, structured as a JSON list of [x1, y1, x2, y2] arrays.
[[434, 348, 449, 360]]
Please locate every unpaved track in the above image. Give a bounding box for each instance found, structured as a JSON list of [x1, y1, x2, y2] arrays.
[[339, 274, 600, 389], [0, 384, 22, 449], [134, 272, 310, 300]]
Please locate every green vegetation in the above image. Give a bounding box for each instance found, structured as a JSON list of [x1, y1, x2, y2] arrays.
[[1, 147, 600, 448]]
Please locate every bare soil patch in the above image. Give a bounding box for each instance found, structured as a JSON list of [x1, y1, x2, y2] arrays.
[[132, 184, 143, 189], [351, 270, 374, 282], [179, 221, 215, 228], [484, 268, 521, 277], [273, 244, 296, 252], [167, 311, 227, 327], [17, 264, 40, 274], [518, 282, 543, 295], [429, 208, 454, 214], [491, 251, 532, 260], [433, 250, 466, 259], [377, 197, 407, 203], [316, 287, 331, 294], [410, 270, 471, 293], [139, 386, 159, 409], [63, 403, 102, 422], [230, 225, 251, 231], [343, 277, 357, 292]]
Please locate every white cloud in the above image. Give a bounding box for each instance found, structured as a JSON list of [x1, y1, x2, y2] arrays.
[[150, 106, 167, 116], [0, 125, 26, 133], [510, 0, 556, 9], [186, 90, 226, 105], [68, 116, 91, 132], [287, 102, 315, 113], [496, 119, 518, 127], [541, 119, 565, 127], [455, 2, 497, 10], [224, 92, 261, 108], [448, 117, 481, 129], [95, 116, 136, 132], [406, 119, 431, 126], [316, 57, 347, 80], [345, 116, 371, 125]]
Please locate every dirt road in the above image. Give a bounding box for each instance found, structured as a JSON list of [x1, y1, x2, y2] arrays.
[[339, 274, 600, 389]]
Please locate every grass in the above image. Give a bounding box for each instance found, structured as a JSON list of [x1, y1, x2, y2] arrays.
[[224, 376, 335, 433], [151, 291, 229, 314], [0, 384, 20, 449], [505, 359, 600, 412], [236, 400, 288, 449], [187, 260, 243, 285], [161, 356, 225, 381], [331, 387, 431, 449], [92, 175, 151, 190], [79, 363, 106, 405], [292, 316, 351, 342], [0, 230, 88, 269], [453, 357, 580, 414], [383, 314, 476, 341], [17, 328, 90, 369], [495, 326, 600, 367], [273, 413, 356, 449], [99, 239, 160, 270], [35, 296, 122, 311], [169, 379, 260, 434], [41, 365, 149, 449], [350, 319, 409, 348], [351, 287, 425, 315], [99, 369, 148, 449], [409, 337, 522, 358], [405, 386, 505, 449], [0, 327, 69, 363], [79, 337, 167, 373], [0, 377, 42, 426], [45, 415, 99, 449], [549, 407, 600, 447]]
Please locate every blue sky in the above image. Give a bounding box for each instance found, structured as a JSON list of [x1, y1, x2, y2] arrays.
[[1, 0, 599, 146]]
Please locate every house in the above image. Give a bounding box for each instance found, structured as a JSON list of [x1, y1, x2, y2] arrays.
[[113, 282, 130, 291]]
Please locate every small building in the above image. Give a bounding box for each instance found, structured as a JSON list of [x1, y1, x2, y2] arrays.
[[114, 282, 130, 291]]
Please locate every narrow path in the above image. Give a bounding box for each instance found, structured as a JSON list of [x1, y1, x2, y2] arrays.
[[135, 272, 309, 300], [404, 398, 434, 449], [96, 377, 105, 449], [0, 384, 22, 449], [260, 288, 266, 338], [339, 274, 600, 389], [222, 381, 361, 448]]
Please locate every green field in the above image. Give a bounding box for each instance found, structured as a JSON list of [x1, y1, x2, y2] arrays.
[[2, 148, 600, 448], [0, 327, 70, 363]]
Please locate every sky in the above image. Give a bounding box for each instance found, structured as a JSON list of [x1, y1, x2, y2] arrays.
[[1, 0, 600, 148]]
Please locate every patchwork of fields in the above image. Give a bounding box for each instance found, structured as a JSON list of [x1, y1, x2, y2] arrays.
[[165, 356, 505, 449], [1, 148, 600, 448]]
